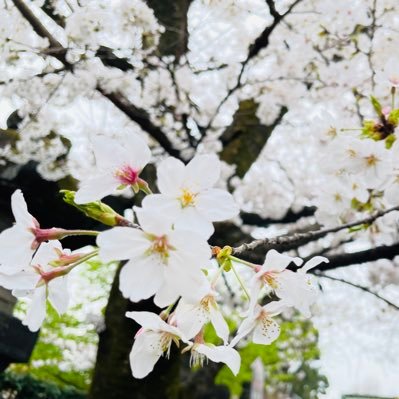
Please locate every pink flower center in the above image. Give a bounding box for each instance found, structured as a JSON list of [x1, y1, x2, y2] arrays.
[[115, 165, 139, 186], [390, 76, 399, 87]]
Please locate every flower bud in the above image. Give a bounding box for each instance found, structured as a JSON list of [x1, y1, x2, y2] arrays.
[[61, 190, 125, 226]]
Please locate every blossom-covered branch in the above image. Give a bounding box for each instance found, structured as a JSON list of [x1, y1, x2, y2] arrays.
[[233, 205, 399, 256], [11, 0, 182, 159]]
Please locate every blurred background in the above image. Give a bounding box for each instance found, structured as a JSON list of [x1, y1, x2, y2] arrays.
[[1, 0, 399, 398]]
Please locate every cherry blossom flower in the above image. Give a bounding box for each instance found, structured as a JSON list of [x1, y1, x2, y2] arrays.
[[0, 190, 89, 275], [187, 343, 241, 375], [248, 250, 328, 317], [328, 137, 391, 189], [126, 311, 187, 379], [230, 301, 288, 347], [174, 282, 230, 344], [97, 207, 211, 307], [142, 154, 239, 238], [74, 134, 151, 204], [0, 241, 70, 332], [0, 190, 51, 274]]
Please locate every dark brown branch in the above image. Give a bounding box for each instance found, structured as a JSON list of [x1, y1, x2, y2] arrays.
[[315, 272, 399, 311], [311, 242, 399, 271], [96, 87, 182, 158], [233, 205, 399, 255], [11, 0, 182, 159], [241, 206, 316, 227], [248, 0, 302, 60], [12, 0, 69, 65]]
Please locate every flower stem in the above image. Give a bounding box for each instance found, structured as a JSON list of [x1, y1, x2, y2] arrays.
[[60, 229, 99, 238], [211, 265, 224, 287], [160, 298, 179, 320], [63, 249, 99, 273], [230, 262, 250, 301], [229, 255, 257, 269]]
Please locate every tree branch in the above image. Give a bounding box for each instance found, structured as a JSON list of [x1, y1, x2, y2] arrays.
[[11, 0, 69, 65], [95, 87, 182, 158], [314, 272, 399, 311], [241, 206, 316, 227], [233, 205, 399, 255], [311, 242, 399, 271], [203, 0, 303, 131]]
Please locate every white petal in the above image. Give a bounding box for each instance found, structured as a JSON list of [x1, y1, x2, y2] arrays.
[[74, 173, 119, 204], [300, 256, 329, 273], [124, 134, 151, 171], [12, 288, 35, 298], [246, 278, 262, 316], [173, 207, 214, 239], [92, 136, 126, 169], [157, 157, 185, 195], [196, 344, 241, 376], [168, 230, 212, 264], [0, 225, 34, 272], [23, 285, 47, 332], [175, 301, 208, 340], [209, 306, 230, 344], [48, 276, 69, 315], [196, 189, 239, 222], [262, 249, 303, 273], [253, 316, 281, 345], [11, 190, 36, 228], [184, 154, 220, 190], [135, 205, 175, 235], [129, 331, 163, 379], [163, 261, 208, 304], [141, 194, 182, 231], [153, 282, 180, 308], [141, 195, 181, 220], [126, 311, 166, 330], [230, 316, 257, 347], [275, 272, 318, 317], [119, 258, 164, 302], [0, 271, 39, 290], [32, 241, 62, 269], [262, 300, 289, 316], [97, 227, 149, 262]]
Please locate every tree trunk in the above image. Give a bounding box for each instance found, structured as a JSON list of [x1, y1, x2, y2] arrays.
[[88, 265, 181, 399]]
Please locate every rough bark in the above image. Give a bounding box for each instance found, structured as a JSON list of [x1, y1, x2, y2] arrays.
[[220, 100, 287, 178], [146, 0, 193, 62]]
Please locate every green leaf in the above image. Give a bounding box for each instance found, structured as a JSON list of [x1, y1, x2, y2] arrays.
[[370, 95, 382, 116], [388, 108, 399, 125], [385, 133, 396, 149]]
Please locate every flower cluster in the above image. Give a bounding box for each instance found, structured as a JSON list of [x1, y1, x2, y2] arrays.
[[0, 134, 328, 379]]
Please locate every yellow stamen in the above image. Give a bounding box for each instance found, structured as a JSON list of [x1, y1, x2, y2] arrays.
[[179, 189, 196, 208]]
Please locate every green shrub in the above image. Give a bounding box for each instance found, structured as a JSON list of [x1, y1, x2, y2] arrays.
[[0, 372, 86, 399]]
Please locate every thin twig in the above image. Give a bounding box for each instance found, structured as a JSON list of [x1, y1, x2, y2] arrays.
[[315, 272, 399, 311], [233, 205, 399, 255]]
